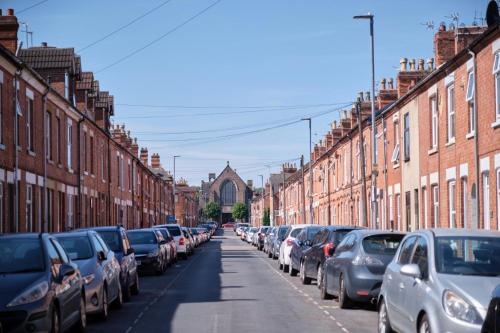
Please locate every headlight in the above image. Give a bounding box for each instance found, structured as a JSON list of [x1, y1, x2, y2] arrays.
[[443, 290, 482, 324], [7, 281, 49, 307], [83, 274, 95, 285], [148, 249, 159, 258]]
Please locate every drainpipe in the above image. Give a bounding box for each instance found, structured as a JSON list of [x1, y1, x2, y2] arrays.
[[76, 116, 84, 229], [42, 78, 50, 232], [13, 69, 22, 232], [357, 99, 368, 227], [468, 49, 480, 229], [382, 116, 389, 230], [349, 133, 353, 225], [107, 136, 112, 227]]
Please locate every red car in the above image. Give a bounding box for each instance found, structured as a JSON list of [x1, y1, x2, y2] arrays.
[[222, 223, 235, 229]]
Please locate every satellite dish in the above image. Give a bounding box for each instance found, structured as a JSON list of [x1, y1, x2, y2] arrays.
[[486, 0, 500, 27]]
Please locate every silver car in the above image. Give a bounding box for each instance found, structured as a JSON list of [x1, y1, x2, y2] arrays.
[[378, 229, 500, 333]]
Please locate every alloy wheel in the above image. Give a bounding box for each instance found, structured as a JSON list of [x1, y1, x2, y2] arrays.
[[317, 265, 323, 289], [378, 301, 389, 333], [101, 287, 108, 320], [419, 316, 430, 333]]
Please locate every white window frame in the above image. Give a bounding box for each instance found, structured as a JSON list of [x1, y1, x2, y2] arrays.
[[422, 187, 428, 229], [403, 113, 410, 161], [432, 185, 439, 228], [392, 120, 400, 164], [483, 172, 490, 230], [66, 120, 72, 169], [67, 193, 73, 229], [493, 52, 500, 121], [26, 96, 34, 152], [466, 71, 475, 102], [447, 84, 455, 143], [395, 194, 401, 230], [46, 112, 51, 160], [430, 96, 438, 148], [26, 184, 33, 232], [448, 180, 456, 228]]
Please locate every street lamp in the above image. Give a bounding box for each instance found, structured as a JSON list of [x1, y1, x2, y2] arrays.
[[258, 174, 264, 225], [301, 118, 314, 224], [354, 13, 378, 229], [173, 155, 180, 221]]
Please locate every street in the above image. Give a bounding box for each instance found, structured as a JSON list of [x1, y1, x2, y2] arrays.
[[87, 229, 377, 333]]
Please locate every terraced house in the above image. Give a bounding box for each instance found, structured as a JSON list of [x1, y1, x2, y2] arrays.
[[271, 23, 500, 231], [0, 9, 175, 233]]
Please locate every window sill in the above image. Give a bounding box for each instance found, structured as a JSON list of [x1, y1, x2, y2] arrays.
[[0, 144, 5, 151], [84, 171, 89, 176], [57, 164, 63, 169], [492, 120, 500, 129], [392, 163, 400, 169], [428, 147, 438, 155], [445, 140, 455, 147], [27, 150, 36, 157], [465, 132, 475, 140], [47, 160, 54, 166]]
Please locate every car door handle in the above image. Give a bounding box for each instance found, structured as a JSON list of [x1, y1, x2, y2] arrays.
[[399, 283, 405, 289]]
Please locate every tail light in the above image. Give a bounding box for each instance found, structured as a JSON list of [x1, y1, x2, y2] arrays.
[[323, 243, 336, 257], [179, 237, 185, 245], [286, 239, 294, 246]]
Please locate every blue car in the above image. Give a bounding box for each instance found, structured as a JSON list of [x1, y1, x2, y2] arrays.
[[0, 233, 86, 333]]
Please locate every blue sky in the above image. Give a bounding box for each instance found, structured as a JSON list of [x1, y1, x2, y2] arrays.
[[6, 0, 488, 187]]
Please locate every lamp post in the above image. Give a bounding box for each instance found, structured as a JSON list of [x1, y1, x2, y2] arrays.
[[354, 13, 378, 229], [301, 118, 314, 224], [173, 155, 180, 221], [258, 174, 264, 225]]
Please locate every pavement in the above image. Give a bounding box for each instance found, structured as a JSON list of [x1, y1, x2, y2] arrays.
[[87, 229, 378, 333]]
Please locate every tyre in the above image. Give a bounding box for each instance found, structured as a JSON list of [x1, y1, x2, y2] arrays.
[[98, 287, 109, 321], [278, 258, 283, 270], [268, 251, 272, 258], [418, 314, 431, 333], [338, 275, 352, 309], [130, 273, 140, 296], [155, 262, 164, 276], [283, 264, 289, 273], [112, 282, 123, 309], [74, 293, 87, 333], [320, 271, 333, 300], [300, 261, 311, 285], [50, 305, 60, 333], [289, 263, 298, 276], [316, 265, 323, 289], [378, 299, 394, 333], [123, 276, 132, 302]]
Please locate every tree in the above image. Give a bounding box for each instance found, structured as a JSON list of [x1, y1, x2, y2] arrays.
[[232, 202, 248, 221], [262, 208, 270, 226], [203, 202, 221, 220]]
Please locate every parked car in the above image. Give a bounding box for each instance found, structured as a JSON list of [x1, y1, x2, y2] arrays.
[[181, 227, 195, 255], [87, 226, 140, 301], [289, 226, 322, 277], [240, 227, 249, 241], [222, 223, 235, 229], [153, 226, 177, 265], [279, 224, 312, 272], [0, 233, 86, 333], [301, 226, 359, 286], [152, 227, 174, 265], [127, 229, 167, 275], [378, 229, 500, 333], [321, 230, 405, 307], [272, 225, 290, 259], [246, 227, 258, 243], [157, 224, 188, 259], [256, 226, 271, 250], [235, 223, 249, 233], [482, 285, 500, 333], [264, 227, 277, 256], [55, 230, 123, 320]]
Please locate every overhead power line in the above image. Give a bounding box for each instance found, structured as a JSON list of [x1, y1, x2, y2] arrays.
[[95, 0, 222, 74], [18, 0, 49, 14], [77, 0, 174, 53], [116, 102, 349, 110]]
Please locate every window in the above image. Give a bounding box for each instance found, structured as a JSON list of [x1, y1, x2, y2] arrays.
[[430, 96, 438, 148], [467, 101, 475, 136], [405, 191, 411, 231], [497, 169, 500, 230], [0, 79, 3, 144], [26, 185, 33, 232], [392, 121, 400, 164], [220, 180, 236, 205], [422, 187, 428, 229], [397, 236, 417, 265], [447, 85, 455, 142], [90, 136, 94, 175], [493, 52, 500, 121], [46, 112, 52, 160], [483, 173, 490, 230], [411, 237, 428, 279], [66, 121, 72, 169], [448, 181, 456, 228], [403, 113, 410, 161], [67, 194, 74, 229], [395, 193, 401, 230], [26, 96, 34, 152], [64, 71, 69, 100], [0, 181, 3, 233], [432, 185, 439, 228], [461, 178, 468, 229], [56, 117, 61, 163], [466, 71, 475, 102]]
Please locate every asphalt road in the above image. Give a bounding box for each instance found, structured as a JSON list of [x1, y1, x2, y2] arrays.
[[87, 229, 378, 333]]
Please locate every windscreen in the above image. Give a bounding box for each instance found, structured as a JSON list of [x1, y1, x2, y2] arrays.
[[128, 232, 157, 245], [166, 226, 182, 237], [362, 234, 404, 255], [97, 231, 121, 252], [290, 228, 303, 238], [58, 236, 94, 260], [0, 238, 44, 274], [306, 227, 322, 241]]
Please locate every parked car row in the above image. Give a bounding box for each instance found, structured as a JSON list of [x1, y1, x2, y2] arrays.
[[0, 223, 213, 333], [244, 224, 500, 333]]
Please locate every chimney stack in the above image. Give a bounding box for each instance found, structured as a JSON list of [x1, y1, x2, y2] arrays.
[[151, 153, 160, 168], [0, 8, 19, 54], [131, 138, 139, 157], [409, 59, 416, 71], [140, 148, 148, 166], [400, 58, 408, 71], [380, 78, 387, 91], [417, 59, 425, 71]]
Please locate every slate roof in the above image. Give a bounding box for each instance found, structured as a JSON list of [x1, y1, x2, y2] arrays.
[[76, 71, 94, 90], [17, 46, 80, 75]]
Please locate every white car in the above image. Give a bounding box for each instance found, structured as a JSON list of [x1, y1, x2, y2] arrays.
[[246, 227, 258, 243], [157, 224, 188, 259], [278, 224, 313, 273]]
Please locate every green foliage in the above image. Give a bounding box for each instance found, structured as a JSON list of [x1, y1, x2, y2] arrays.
[[262, 208, 270, 226], [232, 202, 248, 221], [203, 202, 221, 220]]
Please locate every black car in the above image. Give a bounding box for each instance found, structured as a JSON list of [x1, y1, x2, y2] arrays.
[[55, 230, 123, 320], [289, 226, 322, 277], [87, 226, 139, 301], [0, 233, 86, 333], [127, 229, 167, 275], [301, 226, 358, 285], [271, 226, 290, 259]]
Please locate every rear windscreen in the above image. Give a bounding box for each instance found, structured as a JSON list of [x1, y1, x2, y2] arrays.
[[362, 234, 404, 255], [166, 226, 181, 237], [330, 230, 353, 244], [290, 228, 303, 238]]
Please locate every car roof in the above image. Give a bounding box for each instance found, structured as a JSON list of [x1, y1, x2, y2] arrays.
[[0, 232, 47, 239], [157, 224, 181, 228], [128, 228, 156, 233], [425, 228, 500, 238], [348, 229, 406, 237], [54, 230, 94, 237], [80, 226, 123, 232], [289, 224, 315, 229], [323, 225, 360, 231]]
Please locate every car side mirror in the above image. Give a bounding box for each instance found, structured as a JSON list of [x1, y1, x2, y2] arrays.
[[58, 264, 75, 282], [97, 251, 107, 261], [400, 264, 421, 279], [127, 248, 135, 255]]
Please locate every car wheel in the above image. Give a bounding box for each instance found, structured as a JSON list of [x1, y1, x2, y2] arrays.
[[112, 282, 123, 309], [74, 293, 87, 332], [50, 305, 60, 333], [300, 261, 311, 285], [338, 275, 352, 309], [123, 276, 132, 302], [418, 314, 431, 333], [98, 287, 109, 321], [283, 264, 289, 273], [268, 251, 272, 258], [378, 299, 394, 333], [278, 258, 283, 270], [316, 265, 323, 289], [320, 270, 333, 300], [289, 263, 298, 276], [131, 273, 140, 296]]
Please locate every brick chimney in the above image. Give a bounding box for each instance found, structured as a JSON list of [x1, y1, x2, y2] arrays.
[[0, 9, 19, 54], [377, 77, 398, 109], [151, 153, 160, 168], [130, 138, 139, 157], [397, 58, 431, 97], [140, 148, 148, 166]]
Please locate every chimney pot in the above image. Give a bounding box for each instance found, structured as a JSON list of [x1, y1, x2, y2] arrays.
[[409, 59, 416, 71], [427, 58, 434, 71], [388, 78, 394, 90], [380, 78, 387, 90], [400, 58, 408, 71], [418, 59, 425, 71], [365, 91, 371, 101], [439, 22, 446, 31], [41, 42, 48, 47], [358, 91, 364, 101], [7, 8, 14, 16]]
